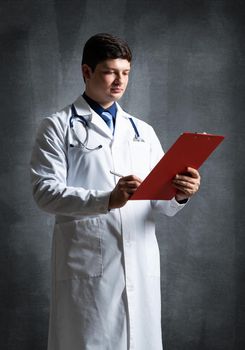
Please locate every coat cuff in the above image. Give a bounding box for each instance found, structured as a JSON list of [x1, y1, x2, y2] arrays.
[[152, 196, 189, 216], [93, 191, 111, 214], [173, 197, 189, 206]]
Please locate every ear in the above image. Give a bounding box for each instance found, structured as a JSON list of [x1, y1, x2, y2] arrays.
[[82, 64, 93, 81]]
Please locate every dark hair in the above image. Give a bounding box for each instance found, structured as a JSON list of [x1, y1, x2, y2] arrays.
[[82, 33, 132, 71]]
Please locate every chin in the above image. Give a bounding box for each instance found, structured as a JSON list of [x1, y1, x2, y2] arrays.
[[110, 93, 123, 100]]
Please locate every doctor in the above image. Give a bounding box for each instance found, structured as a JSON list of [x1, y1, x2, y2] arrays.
[[30, 33, 200, 350]]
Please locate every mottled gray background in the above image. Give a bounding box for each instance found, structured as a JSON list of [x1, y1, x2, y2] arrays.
[[0, 0, 245, 349]]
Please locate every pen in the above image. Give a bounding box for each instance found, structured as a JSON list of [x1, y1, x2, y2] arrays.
[[110, 170, 124, 178]]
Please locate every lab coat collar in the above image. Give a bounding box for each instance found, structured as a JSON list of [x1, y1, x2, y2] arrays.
[[72, 95, 130, 139], [72, 95, 93, 118]]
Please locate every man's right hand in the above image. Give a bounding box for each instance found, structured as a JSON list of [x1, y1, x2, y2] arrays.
[[109, 175, 142, 209]]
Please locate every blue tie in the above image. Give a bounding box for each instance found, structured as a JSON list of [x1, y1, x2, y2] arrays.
[[101, 111, 114, 133]]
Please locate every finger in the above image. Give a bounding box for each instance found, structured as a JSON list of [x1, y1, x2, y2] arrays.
[[126, 182, 141, 188], [120, 181, 141, 191], [173, 184, 196, 196], [174, 173, 201, 185], [119, 177, 142, 186], [186, 167, 200, 179], [173, 176, 200, 188], [173, 180, 196, 190], [121, 175, 142, 182], [116, 183, 139, 195], [126, 187, 139, 195], [173, 180, 200, 194], [174, 175, 199, 184]]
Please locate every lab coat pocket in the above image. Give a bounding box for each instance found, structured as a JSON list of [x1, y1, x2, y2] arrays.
[[54, 217, 103, 280], [128, 141, 151, 180], [144, 220, 160, 277]]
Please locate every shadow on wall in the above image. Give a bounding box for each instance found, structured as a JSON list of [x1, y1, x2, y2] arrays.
[[0, 3, 51, 347], [0, 199, 50, 350]]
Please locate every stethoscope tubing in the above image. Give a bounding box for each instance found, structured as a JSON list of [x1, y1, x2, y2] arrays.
[[69, 104, 143, 150]]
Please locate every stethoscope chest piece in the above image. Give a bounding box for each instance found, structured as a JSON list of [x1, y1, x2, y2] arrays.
[[133, 136, 145, 142]]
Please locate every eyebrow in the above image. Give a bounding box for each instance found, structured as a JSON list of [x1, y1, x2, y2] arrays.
[[101, 62, 130, 70], [102, 67, 131, 71]]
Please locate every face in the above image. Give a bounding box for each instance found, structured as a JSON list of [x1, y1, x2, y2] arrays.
[[82, 58, 131, 109]]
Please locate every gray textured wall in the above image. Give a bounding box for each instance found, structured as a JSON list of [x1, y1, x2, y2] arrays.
[[0, 0, 245, 349]]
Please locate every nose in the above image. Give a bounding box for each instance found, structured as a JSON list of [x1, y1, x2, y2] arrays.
[[114, 73, 123, 85]]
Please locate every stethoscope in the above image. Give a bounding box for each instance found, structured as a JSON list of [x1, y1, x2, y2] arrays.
[[69, 104, 144, 151]]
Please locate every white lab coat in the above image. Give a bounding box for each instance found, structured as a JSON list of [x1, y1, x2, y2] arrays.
[[30, 95, 186, 350]]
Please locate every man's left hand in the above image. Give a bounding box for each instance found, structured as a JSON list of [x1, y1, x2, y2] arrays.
[[172, 167, 201, 202]]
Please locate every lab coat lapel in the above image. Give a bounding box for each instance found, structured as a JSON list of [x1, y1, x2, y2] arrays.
[[90, 113, 114, 139], [113, 104, 132, 144]]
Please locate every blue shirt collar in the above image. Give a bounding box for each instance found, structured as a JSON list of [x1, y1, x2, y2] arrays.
[[82, 93, 117, 119]]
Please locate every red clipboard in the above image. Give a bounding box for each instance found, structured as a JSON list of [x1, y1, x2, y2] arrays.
[[130, 132, 224, 200]]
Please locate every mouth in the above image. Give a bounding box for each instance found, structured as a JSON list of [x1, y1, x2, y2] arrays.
[[111, 88, 123, 94]]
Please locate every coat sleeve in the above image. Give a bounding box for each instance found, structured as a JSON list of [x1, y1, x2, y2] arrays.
[[30, 115, 111, 216], [148, 126, 188, 216]]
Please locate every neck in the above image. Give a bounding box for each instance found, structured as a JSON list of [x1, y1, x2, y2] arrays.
[[84, 91, 115, 109]]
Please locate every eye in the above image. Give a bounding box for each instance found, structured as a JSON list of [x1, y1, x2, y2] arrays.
[[103, 70, 114, 75]]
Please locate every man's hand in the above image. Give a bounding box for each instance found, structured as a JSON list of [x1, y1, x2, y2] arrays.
[[172, 167, 201, 202], [109, 175, 142, 209]]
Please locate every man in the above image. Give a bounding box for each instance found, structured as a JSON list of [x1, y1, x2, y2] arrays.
[[30, 33, 200, 350]]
